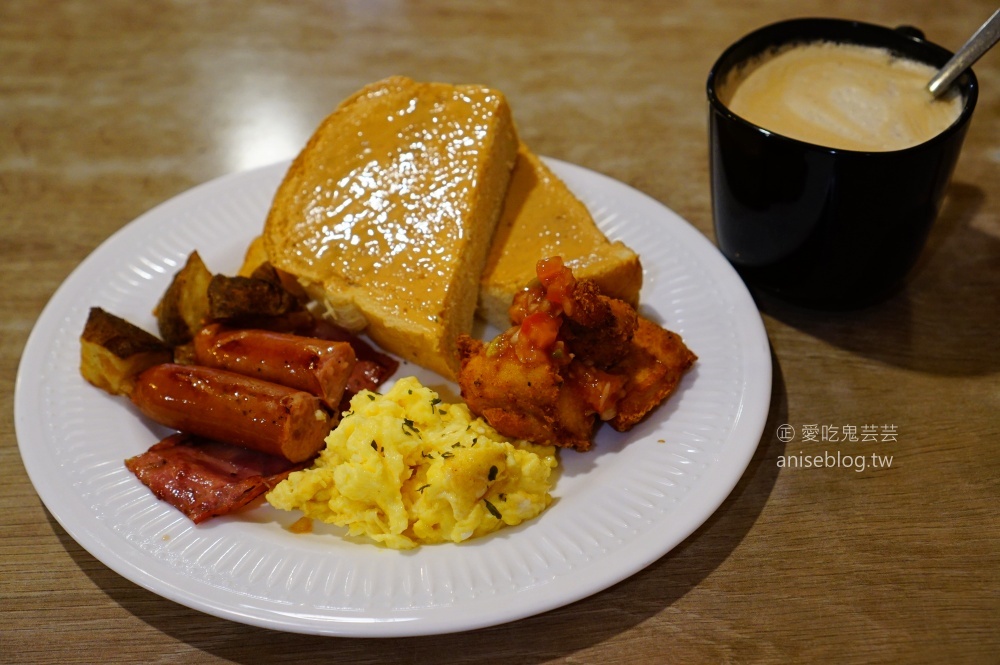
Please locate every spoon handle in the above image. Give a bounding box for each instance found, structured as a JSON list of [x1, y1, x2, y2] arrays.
[[927, 8, 1000, 97]]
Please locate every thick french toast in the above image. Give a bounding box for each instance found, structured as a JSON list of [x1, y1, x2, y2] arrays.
[[262, 76, 519, 380], [478, 145, 642, 329]]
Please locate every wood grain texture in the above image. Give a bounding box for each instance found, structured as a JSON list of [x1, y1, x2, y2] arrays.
[[2, 1, 997, 663]]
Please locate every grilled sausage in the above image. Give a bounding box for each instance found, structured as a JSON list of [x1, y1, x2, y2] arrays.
[[130, 363, 330, 462], [193, 324, 356, 409]]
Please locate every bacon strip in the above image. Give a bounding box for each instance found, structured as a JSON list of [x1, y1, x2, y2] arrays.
[[125, 433, 308, 524]]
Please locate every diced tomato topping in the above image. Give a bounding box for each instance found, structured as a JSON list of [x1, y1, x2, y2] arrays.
[[535, 256, 576, 307], [536, 256, 566, 285], [519, 311, 561, 351], [508, 283, 549, 324], [547, 276, 575, 307], [566, 363, 628, 418]]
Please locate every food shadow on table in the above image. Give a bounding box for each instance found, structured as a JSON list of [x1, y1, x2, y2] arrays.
[[754, 182, 999, 376], [51, 349, 788, 662]]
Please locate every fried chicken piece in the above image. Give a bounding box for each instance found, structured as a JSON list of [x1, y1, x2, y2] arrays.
[[608, 317, 698, 432], [562, 280, 637, 369], [458, 256, 695, 451], [456, 335, 596, 451]]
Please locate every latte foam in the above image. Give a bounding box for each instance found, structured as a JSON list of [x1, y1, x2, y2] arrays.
[[723, 42, 963, 152]]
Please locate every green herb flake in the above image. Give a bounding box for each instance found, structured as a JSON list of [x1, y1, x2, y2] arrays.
[[440, 452, 454, 459], [371, 440, 378, 451], [484, 499, 502, 519], [401, 418, 420, 436], [421, 451, 434, 459], [488, 465, 498, 482], [367, 393, 376, 401], [417, 484, 431, 493]]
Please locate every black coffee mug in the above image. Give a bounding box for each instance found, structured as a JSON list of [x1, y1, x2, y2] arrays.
[[707, 18, 978, 309]]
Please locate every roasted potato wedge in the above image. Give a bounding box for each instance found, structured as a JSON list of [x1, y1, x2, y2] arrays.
[[171, 342, 198, 365], [206, 271, 300, 322], [237, 233, 309, 301], [81, 307, 173, 396], [249, 261, 309, 303], [154, 251, 213, 346]]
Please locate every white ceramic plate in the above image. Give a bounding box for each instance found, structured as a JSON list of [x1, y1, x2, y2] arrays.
[[15, 158, 771, 637]]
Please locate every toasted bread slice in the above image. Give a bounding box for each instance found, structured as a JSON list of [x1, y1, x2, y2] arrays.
[[478, 145, 642, 329], [238, 235, 268, 277], [262, 76, 519, 379]]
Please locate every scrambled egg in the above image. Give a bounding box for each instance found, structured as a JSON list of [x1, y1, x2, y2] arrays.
[[267, 376, 558, 549]]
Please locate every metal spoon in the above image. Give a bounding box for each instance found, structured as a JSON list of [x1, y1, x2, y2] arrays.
[[927, 8, 1000, 97]]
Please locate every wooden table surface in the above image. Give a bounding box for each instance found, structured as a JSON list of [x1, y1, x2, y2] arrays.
[[3, 1, 997, 663]]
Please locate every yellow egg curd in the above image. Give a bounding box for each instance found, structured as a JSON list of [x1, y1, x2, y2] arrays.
[[266, 376, 558, 549]]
